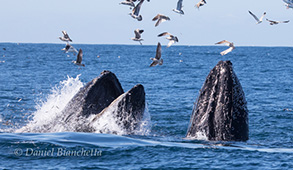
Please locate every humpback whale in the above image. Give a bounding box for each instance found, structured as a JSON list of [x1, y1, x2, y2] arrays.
[[18, 71, 146, 134], [186, 60, 249, 141]]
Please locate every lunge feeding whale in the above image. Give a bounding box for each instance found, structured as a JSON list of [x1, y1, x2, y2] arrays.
[[186, 60, 249, 141], [18, 71, 146, 134]]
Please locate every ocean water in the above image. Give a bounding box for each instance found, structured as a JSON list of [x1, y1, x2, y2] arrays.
[[0, 43, 292, 169]]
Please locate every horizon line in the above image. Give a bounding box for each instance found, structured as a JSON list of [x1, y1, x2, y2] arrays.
[[0, 42, 292, 48]]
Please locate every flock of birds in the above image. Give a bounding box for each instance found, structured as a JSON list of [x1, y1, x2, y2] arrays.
[[59, 31, 84, 67], [58, 0, 291, 67]]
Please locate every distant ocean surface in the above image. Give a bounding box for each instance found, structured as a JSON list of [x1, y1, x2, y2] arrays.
[[0, 43, 292, 169]]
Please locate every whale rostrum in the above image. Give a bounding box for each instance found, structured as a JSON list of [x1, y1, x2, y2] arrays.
[[186, 60, 249, 141], [63, 70, 124, 124]]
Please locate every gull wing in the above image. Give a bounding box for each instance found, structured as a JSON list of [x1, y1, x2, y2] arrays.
[[154, 15, 169, 27], [248, 11, 260, 22], [155, 42, 161, 60], [266, 18, 275, 22], [62, 31, 68, 37], [176, 0, 183, 10], [76, 49, 83, 63], [167, 40, 175, 48], [120, 1, 135, 7], [134, 29, 143, 39], [155, 19, 163, 27], [215, 40, 231, 46], [62, 31, 70, 39], [161, 15, 170, 20], [152, 14, 160, 21], [158, 32, 170, 37], [70, 46, 78, 54], [281, 20, 290, 23], [220, 47, 234, 56], [150, 61, 157, 67], [259, 12, 266, 21], [133, 0, 144, 16]]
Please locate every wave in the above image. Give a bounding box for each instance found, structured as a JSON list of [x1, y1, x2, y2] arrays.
[[1, 132, 292, 154]]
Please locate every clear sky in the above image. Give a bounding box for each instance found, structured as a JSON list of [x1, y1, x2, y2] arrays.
[[0, 0, 292, 46]]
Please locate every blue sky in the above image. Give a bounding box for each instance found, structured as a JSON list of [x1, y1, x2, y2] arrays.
[[0, 0, 292, 46]]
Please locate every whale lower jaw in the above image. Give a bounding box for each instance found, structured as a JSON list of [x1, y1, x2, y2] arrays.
[[186, 60, 249, 141]]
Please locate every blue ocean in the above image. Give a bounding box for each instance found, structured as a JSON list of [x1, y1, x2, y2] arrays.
[[0, 43, 292, 169]]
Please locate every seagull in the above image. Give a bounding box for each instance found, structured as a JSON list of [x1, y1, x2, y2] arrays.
[[248, 11, 266, 24], [150, 42, 163, 67], [173, 0, 184, 15], [130, 0, 144, 21], [158, 32, 179, 47], [266, 19, 290, 25], [62, 43, 78, 55], [59, 31, 72, 42], [72, 49, 85, 67], [215, 40, 235, 56], [196, 0, 206, 9], [131, 29, 144, 45], [119, 0, 135, 8], [152, 14, 170, 27]]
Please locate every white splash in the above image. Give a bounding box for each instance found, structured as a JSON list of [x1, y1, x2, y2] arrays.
[[16, 75, 84, 133], [90, 99, 126, 135], [134, 103, 152, 136], [195, 131, 208, 140], [90, 103, 151, 136], [185, 131, 208, 141]]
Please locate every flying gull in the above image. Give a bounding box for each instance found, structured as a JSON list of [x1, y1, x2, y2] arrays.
[[196, 0, 206, 9], [72, 49, 85, 67], [158, 32, 179, 48], [150, 42, 163, 67], [266, 19, 290, 25], [173, 0, 184, 15], [59, 31, 72, 42], [152, 14, 170, 27], [62, 43, 78, 55], [215, 40, 235, 56], [131, 29, 144, 45], [248, 11, 266, 24], [130, 0, 144, 21]]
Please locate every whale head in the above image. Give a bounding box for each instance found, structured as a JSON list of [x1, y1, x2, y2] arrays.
[[186, 60, 249, 141]]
